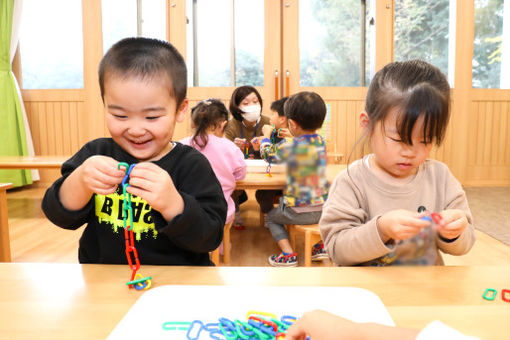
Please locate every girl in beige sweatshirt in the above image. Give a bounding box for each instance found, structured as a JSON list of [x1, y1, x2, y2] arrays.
[[320, 60, 475, 266]]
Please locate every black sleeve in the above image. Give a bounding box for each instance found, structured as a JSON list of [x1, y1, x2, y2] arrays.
[[155, 151, 227, 253], [41, 143, 96, 230]]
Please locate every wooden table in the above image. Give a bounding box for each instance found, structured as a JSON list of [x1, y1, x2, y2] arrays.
[[0, 155, 67, 169], [0, 156, 66, 262], [0, 263, 508, 339], [236, 164, 345, 190]]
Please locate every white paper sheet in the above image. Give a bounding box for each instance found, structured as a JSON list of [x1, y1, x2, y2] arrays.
[[108, 285, 394, 339]]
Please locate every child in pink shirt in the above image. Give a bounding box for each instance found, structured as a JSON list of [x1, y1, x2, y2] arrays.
[[180, 99, 246, 224]]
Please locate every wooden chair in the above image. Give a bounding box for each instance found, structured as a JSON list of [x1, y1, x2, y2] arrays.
[[288, 223, 323, 267], [210, 221, 233, 266]]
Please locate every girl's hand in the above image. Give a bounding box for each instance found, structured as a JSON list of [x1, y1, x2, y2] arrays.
[[250, 137, 263, 151], [377, 209, 430, 243], [78, 155, 125, 195], [436, 209, 468, 240], [126, 162, 184, 221], [234, 137, 247, 150], [262, 124, 274, 138]]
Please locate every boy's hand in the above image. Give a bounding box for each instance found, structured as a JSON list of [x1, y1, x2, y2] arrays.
[[377, 209, 430, 243], [126, 162, 184, 221], [233, 137, 247, 150], [262, 124, 274, 138], [250, 136, 263, 150], [78, 155, 125, 195], [436, 209, 468, 240], [278, 127, 291, 138]]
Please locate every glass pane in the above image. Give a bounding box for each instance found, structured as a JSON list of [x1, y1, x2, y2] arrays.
[[20, 0, 84, 89], [394, 0, 455, 84], [234, 0, 264, 86], [299, 0, 373, 87], [102, 0, 166, 54], [186, 0, 264, 87], [102, 0, 137, 53], [472, 0, 509, 89]]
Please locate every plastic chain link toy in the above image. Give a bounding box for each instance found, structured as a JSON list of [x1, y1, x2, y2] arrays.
[[162, 310, 309, 340], [118, 162, 152, 291]]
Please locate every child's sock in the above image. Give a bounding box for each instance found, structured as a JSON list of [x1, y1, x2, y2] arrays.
[[282, 251, 291, 256]]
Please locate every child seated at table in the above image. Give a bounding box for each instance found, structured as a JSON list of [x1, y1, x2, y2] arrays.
[[180, 99, 246, 251], [320, 60, 475, 266], [42, 38, 226, 266], [253, 97, 291, 221], [256, 91, 330, 267]]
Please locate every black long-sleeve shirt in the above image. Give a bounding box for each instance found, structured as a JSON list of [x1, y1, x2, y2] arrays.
[[42, 138, 227, 266]]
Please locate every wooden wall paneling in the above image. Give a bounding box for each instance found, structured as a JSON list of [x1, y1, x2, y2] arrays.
[[491, 101, 501, 165], [475, 102, 485, 165], [503, 102, 510, 164], [55, 102, 65, 155], [498, 101, 508, 165], [69, 102, 79, 153], [38, 102, 48, 156]]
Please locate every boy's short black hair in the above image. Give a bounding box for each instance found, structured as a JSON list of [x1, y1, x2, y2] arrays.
[[270, 97, 288, 117], [99, 37, 187, 107], [229, 86, 263, 121], [284, 91, 326, 130]]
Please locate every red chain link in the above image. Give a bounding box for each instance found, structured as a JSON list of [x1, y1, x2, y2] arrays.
[[124, 226, 140, 284]]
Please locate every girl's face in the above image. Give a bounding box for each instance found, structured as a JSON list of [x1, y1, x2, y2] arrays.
[[368, 108, 433, 179]]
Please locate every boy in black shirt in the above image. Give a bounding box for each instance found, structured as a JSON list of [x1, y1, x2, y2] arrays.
[[42, 38, 226, 266]]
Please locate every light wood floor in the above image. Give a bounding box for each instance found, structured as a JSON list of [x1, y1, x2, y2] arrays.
[[5, 185, 510, 266]]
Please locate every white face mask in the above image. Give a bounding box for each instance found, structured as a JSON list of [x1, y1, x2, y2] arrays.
[[241, 104, 261, 122]]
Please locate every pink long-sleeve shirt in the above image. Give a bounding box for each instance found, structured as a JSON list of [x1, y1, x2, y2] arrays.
[[180, 134, 246, 223]]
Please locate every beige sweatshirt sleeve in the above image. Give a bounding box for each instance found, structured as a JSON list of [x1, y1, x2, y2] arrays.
[[436, 167, 476, 255], [319, 170, 395, 266]]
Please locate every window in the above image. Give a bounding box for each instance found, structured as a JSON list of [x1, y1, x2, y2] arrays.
[[102, 0, 166, 54], [394, 0, 456, 84], [19, 0, 84, 89], [186, 0, 264, 87], [299, 0, 374, 87], [472, 0, 510, 89]]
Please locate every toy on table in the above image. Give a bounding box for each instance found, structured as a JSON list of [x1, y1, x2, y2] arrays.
[[162, 310, 309, 340], [118, 162, 152, 291]]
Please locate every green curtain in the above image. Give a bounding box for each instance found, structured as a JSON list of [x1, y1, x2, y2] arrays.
[[0, 0, 32, 187]]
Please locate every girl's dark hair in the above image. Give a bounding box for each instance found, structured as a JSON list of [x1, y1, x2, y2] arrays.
[[229, 86, 263, 121], [99, 37, 187, 107], [365, 59, 450, 146], [190, 99, 229, 148], [270, 97, 289, 117], [284, 91, 326, 130]]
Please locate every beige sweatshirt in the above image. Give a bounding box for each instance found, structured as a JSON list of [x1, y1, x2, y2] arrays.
[[319, 156, 476, 266]]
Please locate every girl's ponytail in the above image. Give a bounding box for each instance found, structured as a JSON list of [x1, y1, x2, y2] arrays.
[[190, 99, 229, 149]]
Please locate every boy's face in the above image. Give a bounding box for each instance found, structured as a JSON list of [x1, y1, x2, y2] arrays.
[[104, 75, 187, 162], [269, 109, 287, 129]]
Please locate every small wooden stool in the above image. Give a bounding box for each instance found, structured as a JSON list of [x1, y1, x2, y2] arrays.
[[288, 224, 323, 267], [210, 221, 232, 266]]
